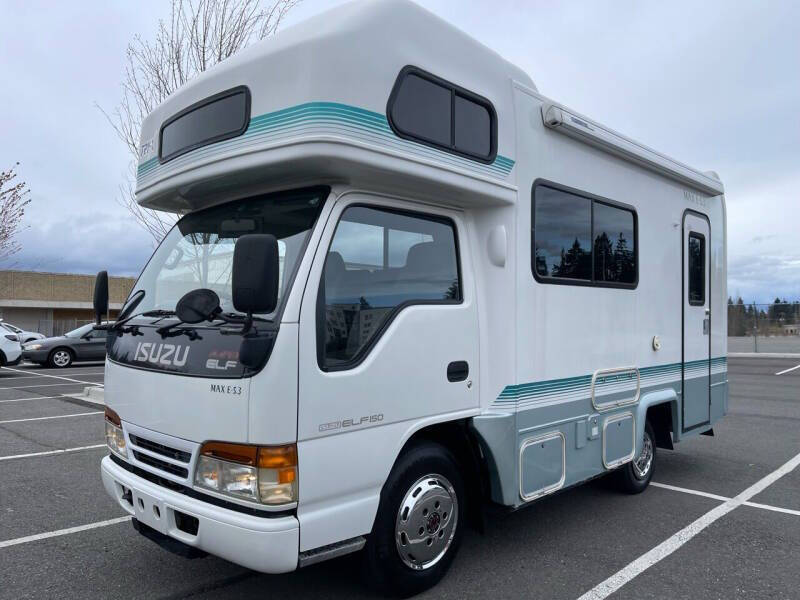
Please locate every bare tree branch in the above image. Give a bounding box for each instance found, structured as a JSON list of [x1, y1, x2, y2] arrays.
[[0, 163, 32, 263], [101, 0, 301, 246]]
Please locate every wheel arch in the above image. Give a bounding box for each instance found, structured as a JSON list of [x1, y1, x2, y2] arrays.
[[637, 389, 678, 453], [394, 418, 489, 532]]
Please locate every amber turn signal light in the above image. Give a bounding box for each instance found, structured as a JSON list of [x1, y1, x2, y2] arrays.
[[199, 442, 298, 468], [104, 406, 121, 427]]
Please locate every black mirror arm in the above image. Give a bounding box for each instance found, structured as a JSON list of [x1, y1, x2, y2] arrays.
[[218, 311, 253, 335]]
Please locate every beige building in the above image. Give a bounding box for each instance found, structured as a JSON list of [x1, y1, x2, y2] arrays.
[[0, 270, 135, 336]]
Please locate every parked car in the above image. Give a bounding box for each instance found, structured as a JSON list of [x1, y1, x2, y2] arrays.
[[22, 322, 111, 368], [0, 320, 46, 344], [0, 328, 23, 367]]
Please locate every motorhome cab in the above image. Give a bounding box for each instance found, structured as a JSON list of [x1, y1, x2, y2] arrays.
[[97, 0, 727, 594]]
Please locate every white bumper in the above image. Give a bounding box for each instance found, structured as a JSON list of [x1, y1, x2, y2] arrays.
[[101, 456, 299, 573], [3, 344, 22, 363]]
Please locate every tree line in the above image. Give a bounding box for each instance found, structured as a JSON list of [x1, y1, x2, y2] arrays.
[[727, 297, 800, 336]]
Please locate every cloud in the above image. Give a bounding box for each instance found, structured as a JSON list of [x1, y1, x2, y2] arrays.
[[10, 213, 153, 277], [728, 253, 800, 303], [751, 235, 778, 244]]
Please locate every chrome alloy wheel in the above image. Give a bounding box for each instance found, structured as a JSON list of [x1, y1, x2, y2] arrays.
[[52, 350, 71, 367], [632, 430, 654, 479], [395, 474, 459, 571]]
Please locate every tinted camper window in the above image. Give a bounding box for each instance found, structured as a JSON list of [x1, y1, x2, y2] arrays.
[[532, 183, 637, 288], [454, 94, 491, 157], [390, 74, 452, 147], [388, 67, 497, 162], [593, 202, 636, 284], [688, 233, 706, 305], [533, 186, 592, 281], [320, 206, 461, 369]]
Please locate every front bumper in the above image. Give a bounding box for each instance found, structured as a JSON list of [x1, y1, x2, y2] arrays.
[[22, 349, 49, 363], [4, 347, 22, 365], [101, 455, 299, 573]]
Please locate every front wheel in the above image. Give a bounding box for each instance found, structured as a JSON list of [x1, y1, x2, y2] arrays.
[[363, 441, 464, 597], [615, 420, 656, 494], [48, 348, 73, 368]]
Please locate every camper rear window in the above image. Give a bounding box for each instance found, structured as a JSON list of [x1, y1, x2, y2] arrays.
[[388, 67, 496, 163], [159, 87, 250, 163], [532, 183, 637, 288]]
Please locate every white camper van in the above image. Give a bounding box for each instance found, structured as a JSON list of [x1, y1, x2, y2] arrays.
[[97, 0, 727, 594]]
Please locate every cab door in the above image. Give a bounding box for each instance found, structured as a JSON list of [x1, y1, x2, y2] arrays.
[[682, 212, 711, 431], [295, 194, 480, 551]]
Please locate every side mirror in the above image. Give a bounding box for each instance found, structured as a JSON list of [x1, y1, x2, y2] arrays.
[[232, 234, 280, 315], [175, 289, 221, 324], [93, 271, 109, 326]]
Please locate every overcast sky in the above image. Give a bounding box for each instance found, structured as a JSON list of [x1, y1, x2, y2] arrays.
[[1, 0, 798, 302]]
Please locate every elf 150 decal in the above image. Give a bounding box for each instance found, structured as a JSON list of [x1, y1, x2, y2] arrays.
[[319, 414, 384, 432]]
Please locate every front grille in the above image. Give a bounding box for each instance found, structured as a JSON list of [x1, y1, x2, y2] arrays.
[[129, 434, 191, 463], [132, 450, 189, 478]]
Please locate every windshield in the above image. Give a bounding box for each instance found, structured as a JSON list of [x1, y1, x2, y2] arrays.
[[65, 324, 93, 338], [128, 187, 327, 319]]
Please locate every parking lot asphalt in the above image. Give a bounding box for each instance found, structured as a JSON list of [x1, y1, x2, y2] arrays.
[[0, 357, 798, 599]]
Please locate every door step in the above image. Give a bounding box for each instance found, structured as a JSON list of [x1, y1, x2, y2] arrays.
[[298, 536, 366, 568]]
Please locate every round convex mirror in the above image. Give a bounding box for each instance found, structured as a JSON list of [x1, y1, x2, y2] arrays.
[[175, 289, 221, 324]]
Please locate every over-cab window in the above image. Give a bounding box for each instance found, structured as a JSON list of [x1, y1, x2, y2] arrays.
[[319, 206, 461, 369], [388, 67, 496, 162], [532, 183, 637, 288], [688, 233, 705, 305], [160, 86, 250, 163]]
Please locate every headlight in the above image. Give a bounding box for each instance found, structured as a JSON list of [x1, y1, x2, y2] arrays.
[[194, 442, 297, 505], [24, 343, 42, 351], [104, 407, 127, 458]]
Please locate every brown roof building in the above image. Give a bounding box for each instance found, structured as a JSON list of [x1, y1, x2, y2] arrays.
[[0, 270, 135, 336]]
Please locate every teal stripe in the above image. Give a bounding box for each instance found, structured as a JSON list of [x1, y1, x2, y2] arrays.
[[136, 101, 515, 182], [496, 357, 727, 404]]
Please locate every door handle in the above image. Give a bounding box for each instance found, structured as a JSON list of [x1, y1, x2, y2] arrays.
[[447, 361, 469, 382]]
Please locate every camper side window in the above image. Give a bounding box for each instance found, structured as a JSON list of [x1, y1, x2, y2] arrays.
[[532, 183, 637, 288], [319, 206, 461, 369]]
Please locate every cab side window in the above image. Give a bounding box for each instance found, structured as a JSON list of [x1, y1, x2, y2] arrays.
[[319, 206, 461, 369]]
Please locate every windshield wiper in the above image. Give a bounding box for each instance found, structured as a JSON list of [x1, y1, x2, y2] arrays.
[[142, 309, 176, 317], [217, 312, 269, 323], [111, 309, 177, 335]]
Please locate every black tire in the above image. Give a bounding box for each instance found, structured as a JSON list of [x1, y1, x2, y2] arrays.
[[363, 441, 465, 598], [615, 420, 656, 494], [0, 351, 6, 367], [48, 348, 74, 368]]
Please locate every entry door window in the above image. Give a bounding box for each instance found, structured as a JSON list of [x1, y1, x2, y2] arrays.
[[319, 206, 461, 369], [688, 232, 706, 305]]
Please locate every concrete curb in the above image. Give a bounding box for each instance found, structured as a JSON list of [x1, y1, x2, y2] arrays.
[[729, 353, 800, 359], [68, 386, 105, 406]]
